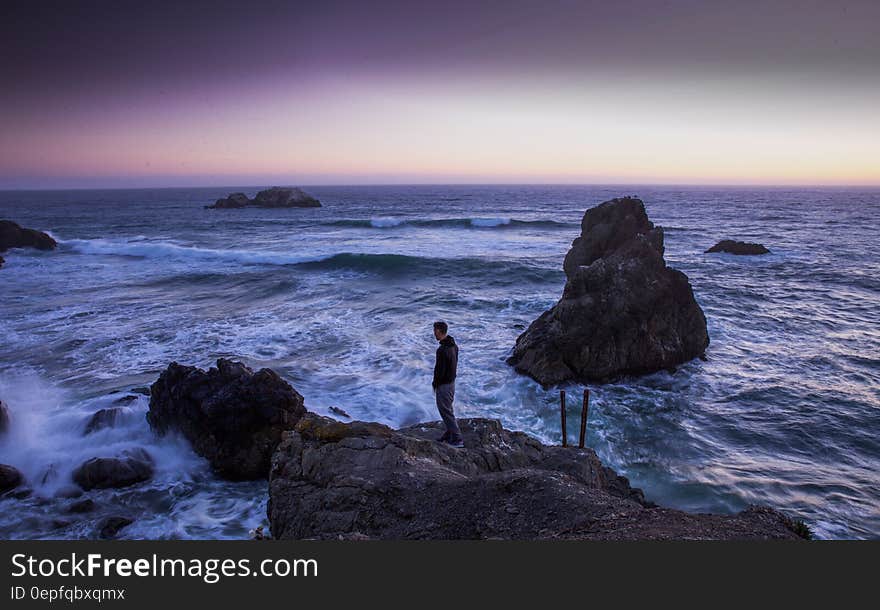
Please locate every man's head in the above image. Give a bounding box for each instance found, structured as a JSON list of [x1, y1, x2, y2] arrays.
[[433, 320, 448, 341]]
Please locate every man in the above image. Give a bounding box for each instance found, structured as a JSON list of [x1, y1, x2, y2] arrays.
[[432, 320, 463, 448]]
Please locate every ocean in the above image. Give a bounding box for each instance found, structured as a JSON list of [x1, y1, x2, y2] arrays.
[[0, 185, 878, 539]]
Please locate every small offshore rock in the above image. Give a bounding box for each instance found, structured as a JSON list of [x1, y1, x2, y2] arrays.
[[83, 407, 126, 434], [705, 239, 770, 255], [97, 516, 134, 539], [0, 464, 24, 493], [0, 399, 10, 434], [329, 406, 351, 418], [72, 448, 154, 490], [66, 498, 97, 514], [206, 187, 321, 209]]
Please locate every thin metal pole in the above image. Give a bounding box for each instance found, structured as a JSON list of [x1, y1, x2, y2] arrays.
[[560, 390, 567, 447], [579, 389, 590, 448]]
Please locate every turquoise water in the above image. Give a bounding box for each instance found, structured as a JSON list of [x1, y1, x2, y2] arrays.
[[0, 185, 878, 539]]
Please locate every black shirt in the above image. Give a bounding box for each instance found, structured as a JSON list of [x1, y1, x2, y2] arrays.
[[433, 335, 459, 388]]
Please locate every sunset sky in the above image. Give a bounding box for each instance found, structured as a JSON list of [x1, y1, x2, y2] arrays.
[[2, 0, 879, 188]]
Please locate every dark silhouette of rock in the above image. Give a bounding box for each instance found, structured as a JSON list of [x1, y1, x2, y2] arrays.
[[206, 187, 321, 209], [268, 414, 802, 540], [0, 399, 10, 434], [147, 358, 306, 480], [113, 394, 139, 405], [0, 464, 24, 493], [0, 255, 4, 268], [329, 406, 351, 418], [72, 448, 154, 490], [83, 407, 126, 435], [507, 197, 709, 385], [0, 220, 57, 252], [130, 387, 151, 396], [97, 516, 133, 539], [706, 239, 770, 255], [66, 498, 97, 514]]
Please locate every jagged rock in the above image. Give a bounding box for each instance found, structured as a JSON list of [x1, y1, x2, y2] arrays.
[[83, 407, 126, 435], [112, 394, 138, 405], [268, 414, 800, 540], [0, 255, 4, 268], [66, 499, 97, 514], [706, 239, 770, 255], [508, 197, 709, 385], [0, 464, 24, 493], [329, 406, 351, 418], [0, 399, 10, 434], [147, 358, 306, 480], [130, 387, 151, 396], [206, 187, 321, 209], [0, 220, 57, 252], [97, 516, 133, 539], [72, 448, 154, 490]]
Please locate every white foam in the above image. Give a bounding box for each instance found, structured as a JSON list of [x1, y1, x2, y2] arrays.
[[60, 238, 331, 266], [470, 217, 511, 227], [369, 217, 405, 228]]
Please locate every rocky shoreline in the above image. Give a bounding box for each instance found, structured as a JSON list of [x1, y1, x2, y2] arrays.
[[0, 357, 809, 539]]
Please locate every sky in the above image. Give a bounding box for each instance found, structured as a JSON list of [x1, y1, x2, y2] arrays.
[[1, 0, 879, 188]]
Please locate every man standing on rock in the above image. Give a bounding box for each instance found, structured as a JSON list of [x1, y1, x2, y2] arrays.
[[432, 321, 463, 448]]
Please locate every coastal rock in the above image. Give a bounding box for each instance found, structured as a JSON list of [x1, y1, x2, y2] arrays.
[[97, 516, 133, 539], [705, 239, 770, 255], [507, 197, 709, 385], [66, 498, 97, 514], [72, 448, 154, 490], [82, 407, 126, 435], [0, 255, 4, 268], [0, 464, 24, 493], [147, 358, 306, 480], [206, 187, 321, 209], [0, 220, 57, 252], [268, 414, 801, 540], [0, 400, 10, 434]]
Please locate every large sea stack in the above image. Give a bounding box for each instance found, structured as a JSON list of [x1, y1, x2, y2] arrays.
[[206, 187, 321, 209], [507, 197, 709, 385], [147, 358, 306, 480]]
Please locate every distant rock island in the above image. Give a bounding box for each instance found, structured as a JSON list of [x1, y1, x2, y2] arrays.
[[205, 186, 321, 209], [508, 197, 709, 385], [706, 239, 770, 255], [0, 219, 57, 268]]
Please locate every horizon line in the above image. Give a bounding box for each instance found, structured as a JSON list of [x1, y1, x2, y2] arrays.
[[3, 181, 880, 192]]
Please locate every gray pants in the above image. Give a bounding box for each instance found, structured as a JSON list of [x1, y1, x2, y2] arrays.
[[435, 382, 461, 441]]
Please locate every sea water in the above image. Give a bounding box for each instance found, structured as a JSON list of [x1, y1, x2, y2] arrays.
[[0, 185, 877, 539]]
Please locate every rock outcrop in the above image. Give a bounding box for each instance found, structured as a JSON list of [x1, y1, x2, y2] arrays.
[[147, 358, 306, 479], [82, 407, 126, 435], [0, 464, 24, 493], [0, 400, 10, 434], [72, 448, 154, 490], [0, 220, 57, 252], [706, 239, 770, 255], [97, 516, 134, 539], [507, 197, 709, 385], [205, 187, 321, 209], [268, 414, 802, 540]]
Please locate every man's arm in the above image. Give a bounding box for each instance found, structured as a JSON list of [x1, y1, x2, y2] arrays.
[[433, 347, 445, 389]]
